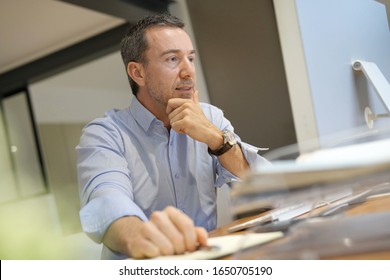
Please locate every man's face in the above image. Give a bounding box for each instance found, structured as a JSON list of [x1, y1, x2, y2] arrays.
[[142, 26, 196, 106]]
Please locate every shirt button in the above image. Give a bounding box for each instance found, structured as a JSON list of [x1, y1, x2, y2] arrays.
[[174, 174, 179, 179]]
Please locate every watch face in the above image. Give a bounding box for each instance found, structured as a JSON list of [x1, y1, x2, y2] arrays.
[[224, 130, 237, 146]]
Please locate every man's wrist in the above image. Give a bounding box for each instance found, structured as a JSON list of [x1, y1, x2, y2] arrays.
[[206, 129, 224, 151], [208, 129, 237, 156]]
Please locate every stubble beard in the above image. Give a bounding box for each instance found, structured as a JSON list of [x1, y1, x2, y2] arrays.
[[145, 77, 195, 108], [145, 79, 170, 108]]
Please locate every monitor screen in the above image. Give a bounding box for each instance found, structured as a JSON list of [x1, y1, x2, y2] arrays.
[[274, 0, 390, 151]]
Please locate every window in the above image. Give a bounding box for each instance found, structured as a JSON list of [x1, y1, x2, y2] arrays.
[[0, 90, 46, 204]]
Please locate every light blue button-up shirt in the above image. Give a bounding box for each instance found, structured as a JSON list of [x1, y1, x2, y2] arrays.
[[76, 97, 268, 259]]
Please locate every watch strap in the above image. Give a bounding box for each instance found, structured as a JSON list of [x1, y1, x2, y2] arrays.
[[208, 130, 237, 156], [208, 142, 233, 156]]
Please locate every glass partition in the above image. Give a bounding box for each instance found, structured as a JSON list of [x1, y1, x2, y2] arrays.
[[0, 91, 46, 204]]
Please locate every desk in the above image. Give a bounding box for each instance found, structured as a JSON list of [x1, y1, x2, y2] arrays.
[[209, 194, 390, 259]]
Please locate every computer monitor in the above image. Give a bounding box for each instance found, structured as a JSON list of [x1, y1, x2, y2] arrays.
[[273, 0, 390, 152]]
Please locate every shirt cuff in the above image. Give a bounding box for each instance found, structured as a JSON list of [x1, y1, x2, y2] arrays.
[[239, 142, 271, 170], [214, 142, 270, 187], [79, 187, 148, 244]]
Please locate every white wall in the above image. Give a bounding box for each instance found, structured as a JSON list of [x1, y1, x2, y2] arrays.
[[30, 51, 131, 124]]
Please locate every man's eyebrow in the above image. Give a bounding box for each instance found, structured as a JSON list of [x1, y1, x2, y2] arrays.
[[160, 49, 196, 57]]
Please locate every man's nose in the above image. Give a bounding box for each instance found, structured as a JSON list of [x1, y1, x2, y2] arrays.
[[179, 58, 195, 79]]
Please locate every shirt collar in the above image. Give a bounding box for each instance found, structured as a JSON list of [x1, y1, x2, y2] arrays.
[[129, 96, 157, 132]]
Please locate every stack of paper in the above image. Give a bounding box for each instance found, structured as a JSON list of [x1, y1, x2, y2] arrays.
[[230, 138, 390, 218]]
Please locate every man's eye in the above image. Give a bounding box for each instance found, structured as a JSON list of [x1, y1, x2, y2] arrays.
[[188, 56, 195, 63], [168, 56, 179, 63]]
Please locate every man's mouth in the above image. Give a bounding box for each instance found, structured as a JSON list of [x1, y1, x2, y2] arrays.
[[176, 86, 193, 91], [175, 86, 194, 99]]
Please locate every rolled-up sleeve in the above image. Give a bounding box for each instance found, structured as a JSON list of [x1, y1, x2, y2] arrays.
[[79, 182, 147, 243], [239, 142, 271, 170], [76, 120, 147, 244]]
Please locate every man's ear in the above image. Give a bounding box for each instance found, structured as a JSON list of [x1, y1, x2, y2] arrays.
[[127, 62, 145, 87]]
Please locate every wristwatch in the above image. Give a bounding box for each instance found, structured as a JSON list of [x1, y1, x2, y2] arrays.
[[208, 129, 237, 156]]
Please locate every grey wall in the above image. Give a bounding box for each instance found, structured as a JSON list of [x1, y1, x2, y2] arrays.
[[186, 0, 296, 151]]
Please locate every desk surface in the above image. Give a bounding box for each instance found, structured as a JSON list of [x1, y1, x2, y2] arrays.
[[210, 194, 390, 259]]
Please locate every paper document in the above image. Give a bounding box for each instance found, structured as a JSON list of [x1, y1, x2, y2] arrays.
[[232, 138, 390, 196], [131, 232, 283, 260]]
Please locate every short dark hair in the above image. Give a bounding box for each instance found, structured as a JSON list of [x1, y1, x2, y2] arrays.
[[120, 14, 185, 95]]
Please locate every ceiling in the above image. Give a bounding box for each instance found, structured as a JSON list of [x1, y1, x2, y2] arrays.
[[0, 0, 124, 74], [0, 0, 170, 76]]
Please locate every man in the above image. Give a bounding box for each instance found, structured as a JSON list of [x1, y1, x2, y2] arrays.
[[76, 13, 268, 259]]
